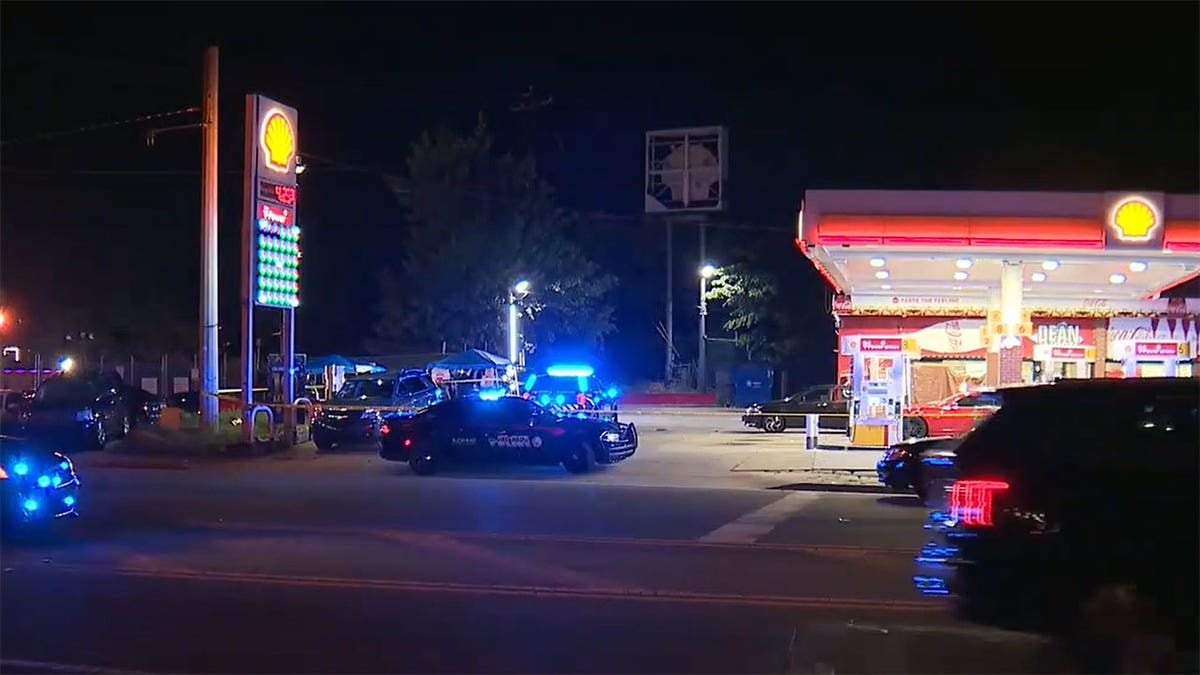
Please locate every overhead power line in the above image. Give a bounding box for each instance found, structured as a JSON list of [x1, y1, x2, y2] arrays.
[[0, 106, 201, 147]]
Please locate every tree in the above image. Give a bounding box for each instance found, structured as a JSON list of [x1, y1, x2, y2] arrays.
[[705, 256, 835, 369], [369, 117, 616, 354]]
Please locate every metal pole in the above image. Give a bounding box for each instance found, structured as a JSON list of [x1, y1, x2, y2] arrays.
[[199, 46, 220, 432], [240, 95, 257, 443], [699, 275, 707, 391], [665, 220, 673, 383], [508, 293, 518, 393], [281, 308, 295, 442]]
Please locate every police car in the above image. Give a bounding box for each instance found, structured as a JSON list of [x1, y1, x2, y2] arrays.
[[522, 364, 620, 422], [379, 392, 637, 475], [1, 435, 80, 529]]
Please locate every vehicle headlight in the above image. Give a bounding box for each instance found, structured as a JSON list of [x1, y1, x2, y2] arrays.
[[74, 408, 93, 422], [601, 431, 621, 443]]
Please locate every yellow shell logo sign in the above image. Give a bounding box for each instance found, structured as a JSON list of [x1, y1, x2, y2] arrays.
[[260, 111, 295, 174], [1111, 198, 1157, 242]]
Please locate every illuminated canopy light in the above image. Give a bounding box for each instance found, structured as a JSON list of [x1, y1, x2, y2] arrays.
[[874, 270, 890, 280], [546, 365, 594, 377], [1109, 273, 1127, 285], [955, 258, 973, 269], [1042, 260, 1059, 271], [869, 257, 886, 268], [58, 357, 75, 372], [881, 283, 893, 290], [952, 271, 969, 281], [1031, 272, 1047, 282], [1129, 261, 1148, 272]]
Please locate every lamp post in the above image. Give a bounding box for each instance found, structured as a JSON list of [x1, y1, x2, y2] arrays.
[[508, 279, 531, 392], [698, 263, 716, 391]]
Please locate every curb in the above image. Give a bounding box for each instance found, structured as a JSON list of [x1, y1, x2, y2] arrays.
[[770, 483, 900, 495]]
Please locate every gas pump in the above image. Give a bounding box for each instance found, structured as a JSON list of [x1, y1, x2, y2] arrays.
[[1122, 341, 1190, 378], [842, 336, 918, 448]]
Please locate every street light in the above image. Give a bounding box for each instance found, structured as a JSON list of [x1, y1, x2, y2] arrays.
[[509, 280, 531, 392], [698, 263, 717, 390], [58, 356, 75, 373]]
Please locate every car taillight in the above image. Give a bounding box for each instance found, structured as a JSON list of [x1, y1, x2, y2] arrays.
[[403, 438, 412, 447], [380, 422, 391, 435], [949, 479, 1009, 527]]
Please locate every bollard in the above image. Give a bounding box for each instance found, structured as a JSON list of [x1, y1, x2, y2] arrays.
[[249, 404, 275, 444], [805, 413, 820, 450]]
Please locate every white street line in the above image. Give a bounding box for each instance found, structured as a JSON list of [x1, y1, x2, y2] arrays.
[[697, 493, 822, 544]]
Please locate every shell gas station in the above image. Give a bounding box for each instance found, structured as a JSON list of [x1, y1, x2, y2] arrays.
[[797, 189, 1200, 447]]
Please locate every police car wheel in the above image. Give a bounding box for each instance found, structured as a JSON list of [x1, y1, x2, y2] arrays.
[[563, 442, 596, 474], [409, 455, 437, 476]]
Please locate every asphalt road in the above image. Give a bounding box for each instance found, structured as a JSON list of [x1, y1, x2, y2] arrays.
[[1, 425, 1078, 674]]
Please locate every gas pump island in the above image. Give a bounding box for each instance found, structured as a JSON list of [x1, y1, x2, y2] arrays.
[[843, 336, 920, 447]]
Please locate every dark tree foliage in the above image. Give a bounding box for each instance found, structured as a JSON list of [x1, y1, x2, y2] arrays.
[[369, 118, 615, 354]]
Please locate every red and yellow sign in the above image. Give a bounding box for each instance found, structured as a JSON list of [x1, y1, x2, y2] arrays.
[[260, 110, 296, 174], [1110, 197, 1159, 243]]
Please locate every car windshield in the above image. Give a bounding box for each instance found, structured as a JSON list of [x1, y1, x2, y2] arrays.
[[335, 378, 394, 400], [35, 379, 97, 406]]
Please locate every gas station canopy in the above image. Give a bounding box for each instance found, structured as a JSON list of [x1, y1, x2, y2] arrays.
[[799, 190, 1200, 312]]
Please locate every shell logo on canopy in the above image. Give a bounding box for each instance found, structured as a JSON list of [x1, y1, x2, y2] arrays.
[[1110, 197, 1158, 242], [260, 110, 296, 174]]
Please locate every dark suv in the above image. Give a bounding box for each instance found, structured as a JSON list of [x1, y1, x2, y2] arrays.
[[914, 378, 1198, 659], [311, 371, 442, 450]]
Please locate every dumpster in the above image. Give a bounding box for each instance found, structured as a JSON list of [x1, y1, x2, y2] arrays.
[[731, 362, 774, 408]]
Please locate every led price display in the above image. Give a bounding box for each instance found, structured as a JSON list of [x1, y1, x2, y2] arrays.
[[255, 202, 300, 308], [259, 181, 297, 207]]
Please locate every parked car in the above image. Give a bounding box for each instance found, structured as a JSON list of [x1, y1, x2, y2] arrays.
[[913, 378, 1198, 657], [311, 371, 442, 450], [901, 389, 1003, 439], [742, 383, 849, 433], [876, 435, 961, 502], [20, 373, 131, 450]]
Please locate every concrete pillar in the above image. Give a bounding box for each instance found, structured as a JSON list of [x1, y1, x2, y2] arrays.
[[1092, 318, 1109, 378], [993, 262, 1026, 386]]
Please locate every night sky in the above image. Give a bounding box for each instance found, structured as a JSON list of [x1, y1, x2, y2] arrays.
[[2, 2, 1197, 381]]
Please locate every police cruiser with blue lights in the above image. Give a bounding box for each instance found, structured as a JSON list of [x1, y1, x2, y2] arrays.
[[1, 435, 81, 529], [522, 364, 620, 422], [378, 390, 637, 475]]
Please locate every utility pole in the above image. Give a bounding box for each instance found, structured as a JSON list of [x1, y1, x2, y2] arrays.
[[665, 220, 673, 384], [200, 46, 220, 432]]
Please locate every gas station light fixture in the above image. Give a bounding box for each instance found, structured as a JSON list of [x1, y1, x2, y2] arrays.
[[953, 271, 969, 281], [1128, 261, 1148, 272], [874, 270, 890, 279], [955, 258, 973, 269], [880, 283, 893, 290], [1042, 260, 1060, 271], [1031, 272, 1047, 282], [1109, 273, 1127, 285], [869, 257, 886, 268]]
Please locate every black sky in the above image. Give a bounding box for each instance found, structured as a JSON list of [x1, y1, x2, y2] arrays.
[[2, 2, 1197, 381]]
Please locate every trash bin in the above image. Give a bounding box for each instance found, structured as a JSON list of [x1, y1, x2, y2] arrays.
[[731, 362, 774, 408]]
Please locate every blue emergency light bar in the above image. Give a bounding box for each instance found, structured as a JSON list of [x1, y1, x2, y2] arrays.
[[478, 389, 507, 401], [546, 365, 594, 377]]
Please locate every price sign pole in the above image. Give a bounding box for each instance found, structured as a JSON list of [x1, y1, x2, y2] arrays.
[[241, 95, 300, 444]]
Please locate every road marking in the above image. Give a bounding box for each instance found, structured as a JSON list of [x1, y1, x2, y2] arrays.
[[182, 520, 914, 556], [698, 493, 822, 544], [0, 658, 154, 674], [44, 563, 945, 613]]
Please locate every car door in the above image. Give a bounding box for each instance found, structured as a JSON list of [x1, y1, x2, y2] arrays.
[[933, 394, 989, 437], [484, 398, 548, 457]]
